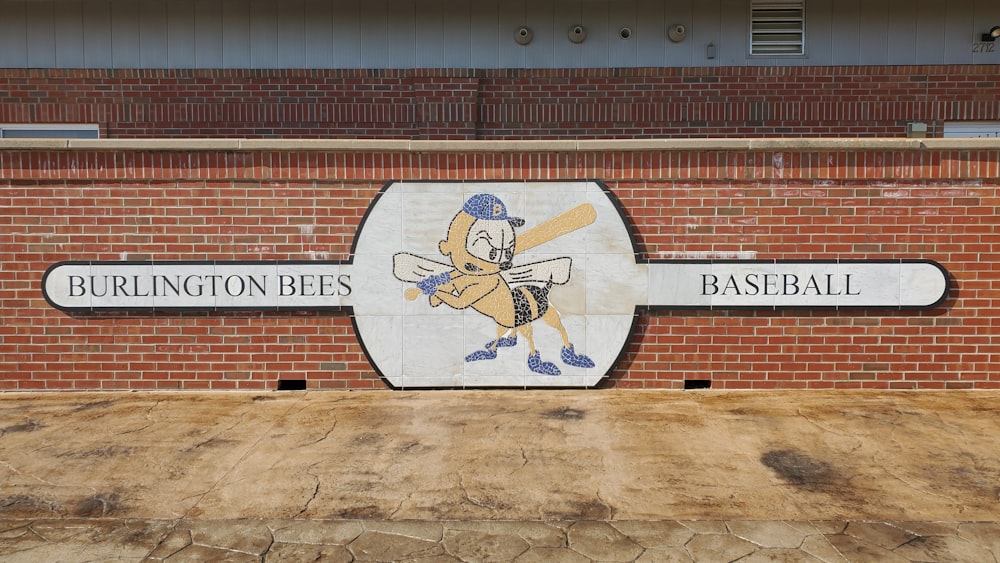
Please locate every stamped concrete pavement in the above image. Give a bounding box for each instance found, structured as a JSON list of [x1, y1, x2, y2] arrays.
[[1, 390, 999, 561]]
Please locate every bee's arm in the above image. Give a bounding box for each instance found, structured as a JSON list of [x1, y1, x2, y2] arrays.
[[426, 273, 464, 307], [415, 270, 454, 295], [432, 277, 498, 309], [428, 275, 455, 307]]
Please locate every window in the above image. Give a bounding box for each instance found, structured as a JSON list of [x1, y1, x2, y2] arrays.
[[0, 124, 99, 139], [943, 122, 1000, 138], [750, 0, 805, 56]]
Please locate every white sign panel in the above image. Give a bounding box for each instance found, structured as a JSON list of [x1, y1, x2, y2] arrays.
[[650, 261, 947, 309], [43, 262, 350, 311]]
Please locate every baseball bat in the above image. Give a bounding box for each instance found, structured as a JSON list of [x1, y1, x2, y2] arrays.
[[407, 203, 596, 300], [514, 203, 596, 256]]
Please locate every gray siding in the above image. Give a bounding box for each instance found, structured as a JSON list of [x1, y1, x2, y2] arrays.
[[0, 0, 997, 68]]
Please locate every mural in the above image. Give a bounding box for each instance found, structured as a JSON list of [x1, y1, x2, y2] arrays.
[[43, 180, 951, 389], [392, 193, 596, 376], [350, 181, 638, 388]]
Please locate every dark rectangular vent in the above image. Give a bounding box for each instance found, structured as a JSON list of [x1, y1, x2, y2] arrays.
[[751, 0, 805, 55]]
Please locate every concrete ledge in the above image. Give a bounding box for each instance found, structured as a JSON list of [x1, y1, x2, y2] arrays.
[[0, 139, 71, 150], [64, 139, 243, 151], [237, 138, 412, 152], [409, 139, 580, 152], [2, 138, 1000, 153]]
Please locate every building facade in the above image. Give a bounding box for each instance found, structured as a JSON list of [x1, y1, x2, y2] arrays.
[[1, 1, 998, 391], [1, 0, 998, 139]]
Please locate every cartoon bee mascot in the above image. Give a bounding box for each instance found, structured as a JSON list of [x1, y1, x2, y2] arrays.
[[394, 194, 596, 376]]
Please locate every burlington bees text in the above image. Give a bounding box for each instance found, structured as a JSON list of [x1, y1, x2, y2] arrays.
[[67, 273, 352, 298]]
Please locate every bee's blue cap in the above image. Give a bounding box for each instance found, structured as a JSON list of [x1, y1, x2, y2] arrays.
[[462, 194, 525, 227]]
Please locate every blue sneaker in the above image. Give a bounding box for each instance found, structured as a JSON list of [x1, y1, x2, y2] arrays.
[[486, 336, 518, 349], [465, 349, 498, 362], [528, 352, 561, 376], [561, 345, 595, 368]]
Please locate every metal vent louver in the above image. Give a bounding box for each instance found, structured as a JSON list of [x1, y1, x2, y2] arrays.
[[751, 0, 805, 55]]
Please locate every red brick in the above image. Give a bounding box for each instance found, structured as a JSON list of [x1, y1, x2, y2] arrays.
[[2, 138, 999, 390]]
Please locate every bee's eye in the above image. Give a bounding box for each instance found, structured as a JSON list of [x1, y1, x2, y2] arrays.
[[489, 248, 499, 261], [505, 248, 514, 260]]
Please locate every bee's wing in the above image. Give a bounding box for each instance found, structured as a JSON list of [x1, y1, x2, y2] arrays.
[[393, 253, 453, 283], [501, 257, 572, 286]]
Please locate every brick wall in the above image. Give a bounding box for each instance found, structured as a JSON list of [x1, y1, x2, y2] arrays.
[[1, 66, 998, 139], [2, 143, 998, 390]]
